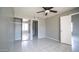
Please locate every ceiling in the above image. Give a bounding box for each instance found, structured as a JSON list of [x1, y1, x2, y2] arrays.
[[14, 7, 75, 19]]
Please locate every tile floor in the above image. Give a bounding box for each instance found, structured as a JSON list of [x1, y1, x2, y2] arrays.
[[72, 35, 79, 52], [9, 38, 72, 52]]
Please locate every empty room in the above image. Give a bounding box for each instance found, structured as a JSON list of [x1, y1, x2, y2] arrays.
[[0, 7, 79, 52]]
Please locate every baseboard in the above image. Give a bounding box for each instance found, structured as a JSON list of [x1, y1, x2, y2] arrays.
[[46, 37, 59, 42]]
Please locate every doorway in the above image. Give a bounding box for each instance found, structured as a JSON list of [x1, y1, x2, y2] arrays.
[[22, 19, 30, 41], [14, 17, 22, 41], [71, 13, 79, 51], [32, 20, 38, 40]]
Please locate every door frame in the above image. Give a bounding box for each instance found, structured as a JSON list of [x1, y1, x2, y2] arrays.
[[31, 19, 39, 40], [14, 17, 22, 41], [22, 19, 30, 41], [32, 20, 38, 38]]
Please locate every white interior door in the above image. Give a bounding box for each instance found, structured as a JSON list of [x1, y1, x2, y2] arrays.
[[60, 15, 71, 45]]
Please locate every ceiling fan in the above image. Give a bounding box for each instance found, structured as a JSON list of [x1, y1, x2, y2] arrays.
[[37, 7, 57, 16]]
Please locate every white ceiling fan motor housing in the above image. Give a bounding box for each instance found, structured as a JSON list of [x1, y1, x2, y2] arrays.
[[45, 10, 50, 14]]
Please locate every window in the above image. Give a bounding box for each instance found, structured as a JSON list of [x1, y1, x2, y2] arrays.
[[22, 23, 28, 31]]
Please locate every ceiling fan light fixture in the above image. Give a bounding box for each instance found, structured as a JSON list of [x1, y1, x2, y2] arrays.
[[45, 10, 49, 13]]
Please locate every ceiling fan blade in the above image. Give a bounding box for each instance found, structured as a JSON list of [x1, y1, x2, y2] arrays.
[[43, 7, 53, 10], [50, 10, 57, 13], [37, 11, 45, 13], [45, 13, 48, 16]]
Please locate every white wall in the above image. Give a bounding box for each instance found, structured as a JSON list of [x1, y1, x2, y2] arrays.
[[38, 19, 46, 39], [45, 16, 59, 41], [72, 14, 79, 51], [0, 7, 14, 51]]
